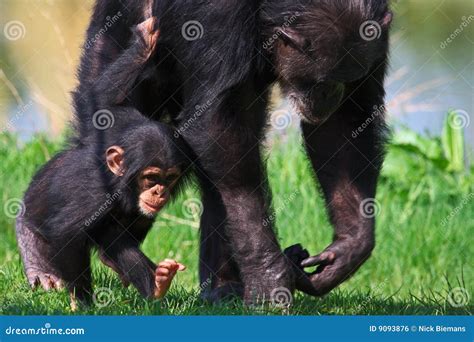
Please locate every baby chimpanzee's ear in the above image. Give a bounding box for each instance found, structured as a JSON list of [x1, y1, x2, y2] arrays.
[[382, 11, 393, 27], [106, 146, 125, 176]]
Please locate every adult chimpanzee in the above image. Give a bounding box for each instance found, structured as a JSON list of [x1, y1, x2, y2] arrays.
[[73, 0, 392, 303], [16, 18, 189, 303]]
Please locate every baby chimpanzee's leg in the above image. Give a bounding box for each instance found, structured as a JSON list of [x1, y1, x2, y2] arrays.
[[15, 218, 64, 290], [52, 239, 93, 303], [16, 217, 92, 302]]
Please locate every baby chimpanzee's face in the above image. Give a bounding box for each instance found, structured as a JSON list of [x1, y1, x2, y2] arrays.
[[137, 166, 181, 217], [105, 145, 183, 218]]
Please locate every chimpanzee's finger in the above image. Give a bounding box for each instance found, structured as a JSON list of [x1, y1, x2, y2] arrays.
[[301, 251, 336, 268], [164, 259, 185, 271], [156, 267, 170, 276], [158, 261, 172, 269]]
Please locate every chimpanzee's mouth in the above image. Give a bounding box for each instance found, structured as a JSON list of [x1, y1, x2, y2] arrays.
[[141, 199, 165, 213]]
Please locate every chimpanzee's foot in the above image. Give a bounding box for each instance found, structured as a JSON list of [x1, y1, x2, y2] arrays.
[[135, 17, 159, 60], [201, 282, 244, 303], [295, 238, 374, 296], [26, 269, 63, 291]]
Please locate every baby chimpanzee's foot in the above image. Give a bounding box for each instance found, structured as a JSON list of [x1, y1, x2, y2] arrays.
[[154, 259, 185, 299], [135, 17, 159, 60], [26, 269, 63, 291]]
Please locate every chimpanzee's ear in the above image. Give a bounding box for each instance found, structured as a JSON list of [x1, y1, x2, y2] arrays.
[[275, 27, 308, 51], [382, 11, 393, 27], [106, 146, 125, 176]]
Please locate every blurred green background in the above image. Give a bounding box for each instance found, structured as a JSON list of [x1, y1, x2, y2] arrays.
[[0, 0, 472, 315], [0, 0, 473, 150]]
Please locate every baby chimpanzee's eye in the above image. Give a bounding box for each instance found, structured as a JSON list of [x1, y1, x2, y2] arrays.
[[144, 175, 160, 187]]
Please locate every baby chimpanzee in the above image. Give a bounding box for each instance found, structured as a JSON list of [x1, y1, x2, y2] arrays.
[[16, 18, 189, 304]]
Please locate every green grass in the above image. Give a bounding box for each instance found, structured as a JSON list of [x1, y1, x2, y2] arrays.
[[0, 128, 472, 315]]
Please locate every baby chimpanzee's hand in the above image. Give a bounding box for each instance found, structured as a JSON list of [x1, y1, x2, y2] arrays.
[[134, 17, 159, 60], [154, 259, 186, 299]]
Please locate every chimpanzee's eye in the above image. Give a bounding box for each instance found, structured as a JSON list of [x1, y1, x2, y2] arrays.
[[144, 175, 160, 187]]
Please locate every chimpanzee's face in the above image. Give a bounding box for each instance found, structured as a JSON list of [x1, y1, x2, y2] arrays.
[[274, 10, 392, 124], [137, 166, 181, 217]]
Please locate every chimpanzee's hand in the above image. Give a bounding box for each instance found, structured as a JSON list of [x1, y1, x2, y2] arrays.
[[284, 243, 323, 295], [298, 238, 373, 296], [134, 17, 159, 60], [154, 259, 186, 299]]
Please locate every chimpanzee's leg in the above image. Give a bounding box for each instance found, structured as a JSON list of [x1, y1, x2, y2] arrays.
[[198, 179, 243, 301], [296, 69, 388, 296], [183, 87, 294, 303]]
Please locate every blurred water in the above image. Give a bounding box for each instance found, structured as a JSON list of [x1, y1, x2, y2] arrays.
[[0, 0, 472, 153], [386, 0, 473, 153]]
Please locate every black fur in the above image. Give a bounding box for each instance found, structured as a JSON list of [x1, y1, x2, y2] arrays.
[[16, 21, 190, 301], [69, 0, 391, 302]]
